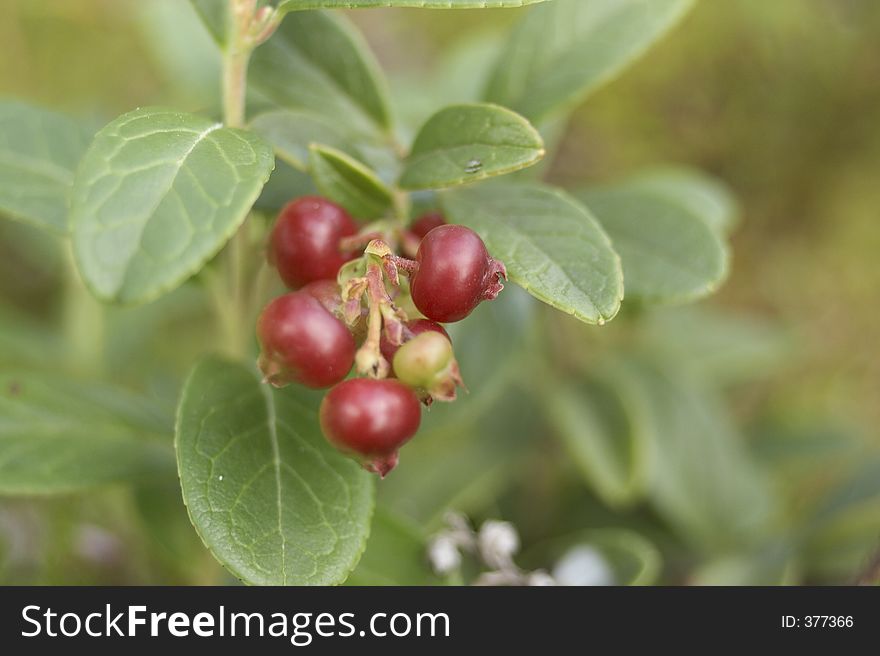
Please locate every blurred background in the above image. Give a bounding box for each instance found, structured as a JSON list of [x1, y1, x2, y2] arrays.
[[1, 0, 878, 585]]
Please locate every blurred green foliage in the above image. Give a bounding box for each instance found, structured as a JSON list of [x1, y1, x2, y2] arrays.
[[1, 0, 878, 585]]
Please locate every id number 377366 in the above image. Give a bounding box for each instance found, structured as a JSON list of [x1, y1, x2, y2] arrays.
[[781, 616, 854, 628]]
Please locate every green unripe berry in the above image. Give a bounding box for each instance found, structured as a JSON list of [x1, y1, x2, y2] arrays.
[[393, 331, 455, 390], [392, 331, 464, 404]]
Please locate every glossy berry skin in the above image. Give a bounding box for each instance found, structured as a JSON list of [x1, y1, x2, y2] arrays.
[[410, 211, 446, 240], [257, 292, 355, 389], [379, 319, 450, 366], [269, 196, 358, 289], [320, 379, 421, 476], [410, 225, 507, 323]]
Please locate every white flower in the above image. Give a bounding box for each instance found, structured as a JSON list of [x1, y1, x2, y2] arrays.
[[427, 534, 462, 575], [478, 520, 520, 569], [552, 545, 615, 586]]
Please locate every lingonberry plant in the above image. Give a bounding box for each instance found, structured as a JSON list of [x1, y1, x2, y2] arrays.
[[2, 0, 766, 586]]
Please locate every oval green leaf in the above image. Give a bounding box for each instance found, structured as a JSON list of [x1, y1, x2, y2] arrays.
[[0, 101, 91, 233], [0, 372, 173, 495], [578, 177, 730, 304], [543, 375, 645, 507], [442, 182, 623, 324], [308, 144, 393, 220], [617, 359, 775, 549], [175, 357, 375, 585], [620, 166, 740, 235], [399, 103, 544, 190], [250, 11, 391, 135], [70, 107, 274, 304], [484, 0, 696, 123]]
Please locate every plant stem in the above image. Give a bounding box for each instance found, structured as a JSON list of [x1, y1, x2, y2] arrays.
[[222, 48, 249, 129], [61, 245, 104, 376], [215, 0, 258, 359]]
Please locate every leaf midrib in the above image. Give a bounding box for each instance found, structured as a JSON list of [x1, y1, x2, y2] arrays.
[[259, 383, 287, 586], [84, 121, 223, 296]]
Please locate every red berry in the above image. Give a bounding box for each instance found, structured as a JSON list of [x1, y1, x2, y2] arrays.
[[410, 225, 507, 323], [257, 292, 355, 389], [379, 318, 450, 365], [410, 211, 446, 240], [320, 379, 421, 477], [269, 196, 358, 289]]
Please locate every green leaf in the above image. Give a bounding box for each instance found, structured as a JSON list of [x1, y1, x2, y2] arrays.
[[484, 0, 696, 123], [0, 101, 91, 233], [279, 0, 550, 9], [442, 182, 623, 325], [642, 307, 791, 386], [0, 372, 173, 495], [399, 103, 544, 190], [692, 548, 794, 585], [577, 177, 729, 304], [250, 11, 391, 135], [620, 167, 740, 235], [617, 359, 775, 550], [308, 144, 393, 220], [175, 357, 375, 585], [802, 456, 880, 581], [70, 107, 274, 304], [544, 376, 645, 507], [346, 509, 438, 585], [250, 109, 360, 171]]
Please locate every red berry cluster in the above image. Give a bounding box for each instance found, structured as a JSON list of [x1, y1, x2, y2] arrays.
[[256, 196, 507, 476]]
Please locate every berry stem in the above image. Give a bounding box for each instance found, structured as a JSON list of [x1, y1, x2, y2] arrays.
[[355, 262, 393, 378], [388, 254, 419, 277]]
